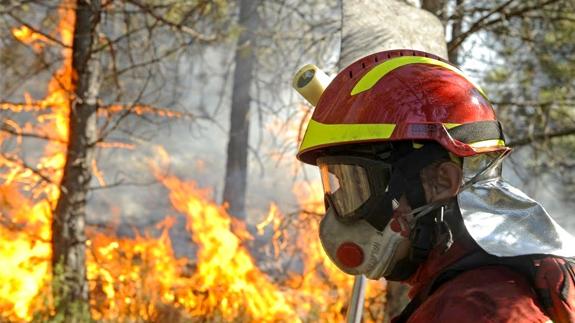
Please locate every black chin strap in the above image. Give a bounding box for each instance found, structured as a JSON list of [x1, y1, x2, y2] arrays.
[[391, 145, 453, 263], [410, 208, 439, 263], [391, 144, 449, 210]]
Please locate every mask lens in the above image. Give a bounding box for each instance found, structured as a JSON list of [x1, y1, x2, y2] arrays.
[[319, 162, 372, 219], [320, 165, 341, 193]]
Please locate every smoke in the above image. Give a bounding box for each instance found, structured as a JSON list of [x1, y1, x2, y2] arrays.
[[504, 148, 575, 234]]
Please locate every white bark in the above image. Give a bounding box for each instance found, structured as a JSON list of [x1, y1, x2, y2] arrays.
[[339, 0, 447, 68]]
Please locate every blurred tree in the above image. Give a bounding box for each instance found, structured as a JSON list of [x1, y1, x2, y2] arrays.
[[420, 0, 575, 206], [478, 0, 575, 202], [222, 0, 259, 220], [222, 0, 341, 220]]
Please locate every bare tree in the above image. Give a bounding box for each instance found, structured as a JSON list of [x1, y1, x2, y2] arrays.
[[222, 0, 260, 220], [50, 0, 101, 320]]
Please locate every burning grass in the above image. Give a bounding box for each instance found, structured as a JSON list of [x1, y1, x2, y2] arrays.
[[1, 167, 386, 321]]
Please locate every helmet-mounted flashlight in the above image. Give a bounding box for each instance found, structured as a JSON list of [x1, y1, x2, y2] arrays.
[[292, 64, 331, 106]]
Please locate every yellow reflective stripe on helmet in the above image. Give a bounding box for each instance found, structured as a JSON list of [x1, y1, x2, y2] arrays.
[[351, 56, 486, 97], [299, 119, 395, 152], [468, 139, 506, 149], [443, 123, 461, 129]]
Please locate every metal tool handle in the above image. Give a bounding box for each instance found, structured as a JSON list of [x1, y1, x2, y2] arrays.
[[346, 275, 366, 323]]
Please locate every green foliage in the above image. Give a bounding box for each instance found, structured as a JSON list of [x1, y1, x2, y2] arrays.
[[478, 0, 575, 197], [484, 67, 510, 84], [140, 0, 230, 32]]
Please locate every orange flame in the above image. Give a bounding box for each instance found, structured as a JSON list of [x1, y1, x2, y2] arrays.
[[161, 174, 298, 321], [12, 26, 54, 52], [0, 2, 74, 320]]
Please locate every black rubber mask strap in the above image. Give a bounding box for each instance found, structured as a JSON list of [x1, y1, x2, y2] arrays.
[[390, 146, 450, 264], [363, 144, 450, 233], [364, 170, 406, 231], [364, 144, 447, 231], [394, 145, 448, 209]]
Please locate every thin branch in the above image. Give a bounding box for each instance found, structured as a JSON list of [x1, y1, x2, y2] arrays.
[[508, 127, 575, 147], [88, 178, 158, 191], [8, 12, 71, 48], [97, 70, 154, 142], [0, 124, 67, 143], [0, 153, 62, 189], [448, 0, 561, 54], [449, 0, 516, 52], [124, 0, 219, 42], [109, 40, 191, 77]]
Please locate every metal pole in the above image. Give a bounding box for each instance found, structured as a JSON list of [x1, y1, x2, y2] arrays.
[[346, 275, 366, 323]]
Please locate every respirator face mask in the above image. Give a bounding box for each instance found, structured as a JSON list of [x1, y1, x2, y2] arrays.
[[316, 155, 412, 280], [316, 143, 454, 280]]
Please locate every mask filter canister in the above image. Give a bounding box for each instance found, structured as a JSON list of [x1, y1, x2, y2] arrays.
[[336, 242, 365, 268]]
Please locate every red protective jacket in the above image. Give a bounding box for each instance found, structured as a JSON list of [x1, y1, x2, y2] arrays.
[[394, 239, 552, 323]]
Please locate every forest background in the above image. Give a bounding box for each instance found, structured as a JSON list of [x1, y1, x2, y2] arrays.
[[1, 0, 574, 322]]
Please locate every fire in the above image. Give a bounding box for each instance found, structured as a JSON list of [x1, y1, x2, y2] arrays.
[[288, 181, 387, 322], [84, 159, 383, 322], [1, 1, 388, 322], [161, 175, 298, 321], [0, 186, 51, 319], [83, 151, 385, 322], [11, 26, 54, 52], [86, 219, 192, 320], [0, 1, 74, 320]]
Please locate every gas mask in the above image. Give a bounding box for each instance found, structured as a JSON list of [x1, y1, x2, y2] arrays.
[[319, 206, 411, 279], [318, 147, 575, 281], [316, 144, 451, 280]]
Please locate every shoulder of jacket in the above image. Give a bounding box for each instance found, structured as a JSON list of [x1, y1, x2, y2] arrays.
[[409, 266, 550, 323]]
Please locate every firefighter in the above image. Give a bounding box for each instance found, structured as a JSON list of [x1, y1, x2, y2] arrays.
[[294, 49, 575, 322]]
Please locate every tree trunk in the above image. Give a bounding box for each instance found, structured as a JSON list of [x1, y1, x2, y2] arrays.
[[339, 0, 447, 321], [448, 0, 465, 64], [222, 0, 259, 220], [421, 0, 448, 22], [339, 0, 447, 68], [52, 0, 101, 321]]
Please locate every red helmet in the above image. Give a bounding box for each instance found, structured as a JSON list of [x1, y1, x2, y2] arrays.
[[297, 49, 509, 165]]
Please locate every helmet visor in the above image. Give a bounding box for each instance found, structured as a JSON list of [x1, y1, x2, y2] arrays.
[[318, 156, 391, 220]]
